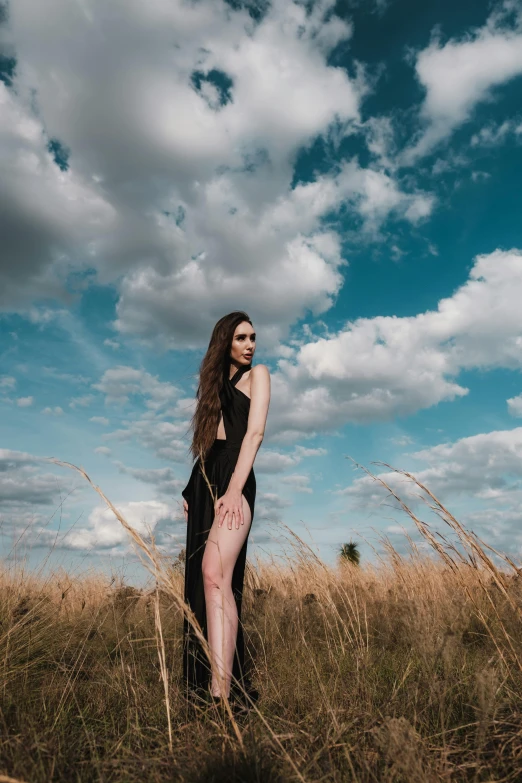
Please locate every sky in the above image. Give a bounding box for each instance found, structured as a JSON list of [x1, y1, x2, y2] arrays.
[[1, 0, 522, 584]]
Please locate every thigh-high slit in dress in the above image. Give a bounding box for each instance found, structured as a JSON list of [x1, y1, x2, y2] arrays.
[[181, 362, 256, 703]]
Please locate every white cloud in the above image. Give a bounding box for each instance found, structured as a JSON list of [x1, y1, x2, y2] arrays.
[[470, 117, 522, 146], [0, 80, 115, 310], [16, 396, 33, 407], [0, 376, 16, 389], [0, 448, 181, 557], [69, 395, 93, 409], [293, 445, 327, 458], [90, 366, 192, 463], [114, 461, 184, 496], [42, 406, 64, 416], [361, 115, 399, 173], [113, 161, 434, 349], [55, 500, 177, 551], [507, 393, 522, 417], [255, 449, 301, 474], [1, 0, 436, 349], [470, 171, 492, 182], [104, 417, 189, 463], [0, 449, 72, 506], [0, 1, 355, 332], [93, 366, 180, 408], [403, 4, 522, 162], [103, 338, 120, 350], [343, 426, 522, 505], [94, 446, 112, 457], [341, 425, 522, 556], [410, 427, 522, 498], [42, 367, 91, 385], [431, 150, 470, 176], [255, 443, 327, 473], [89, 416, 110, 425], [390, 435, 414, 447], [167, 397, 197, 419], [464, 507, 522, 549], [267, 248, 522, 438], [254, 491, 292, 524], [0, 508, 48, 538], [280, 473, 313, 493]]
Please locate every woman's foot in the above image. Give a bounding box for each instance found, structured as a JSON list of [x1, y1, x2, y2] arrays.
[[230, 681, 259, 708], [208, 691, 231, 711], [210, 691, 229, 701], [208, 693, 251, 719]]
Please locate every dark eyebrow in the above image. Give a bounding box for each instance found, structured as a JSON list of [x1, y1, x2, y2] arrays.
[[235, 332, 256, 339]]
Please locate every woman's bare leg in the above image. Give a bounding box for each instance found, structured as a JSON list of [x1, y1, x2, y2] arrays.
[[201, 494, 252, 698]]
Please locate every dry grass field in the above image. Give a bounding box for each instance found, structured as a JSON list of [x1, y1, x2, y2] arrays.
[[1, 464, 521, 782]]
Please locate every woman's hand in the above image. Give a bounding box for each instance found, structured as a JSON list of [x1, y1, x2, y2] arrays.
[[183, 498, 188, 523], [215, 490, 244, 530]]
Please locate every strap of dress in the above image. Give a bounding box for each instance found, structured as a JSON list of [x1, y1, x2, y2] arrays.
[[230, 363, 252, 387]]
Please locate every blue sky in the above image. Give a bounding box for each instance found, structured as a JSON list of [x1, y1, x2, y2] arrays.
[[2, 0, 522, 583]]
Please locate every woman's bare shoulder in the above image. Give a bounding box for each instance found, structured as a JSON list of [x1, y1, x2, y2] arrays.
[[251, 364, 270, 377]]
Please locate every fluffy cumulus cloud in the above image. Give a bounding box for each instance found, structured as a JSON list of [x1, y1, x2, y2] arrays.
[[267, 248, 522, 439], [1, 0, 437, 349], [507, 393, 522, 416], [114, 461, 185, 497], [51, 500, 179, 553], [340, 425, 522, 555], [345, 427, 522, 505], [0, 447, 184, 556], [113, 163, 434, 349], [69, 395, 93, 409], [464, 507, 522, 551], [470, 117, 522, 147], [93, 366, 180, 409], [62, 365, 193, 463], [0, 79, 115, 309], [0, 376, 16, 390], [254, 444, 326, 473], [0, 449, 60, 506], [104, 417, 189, 463], [0, 449, 82, 541], [403, 0, 522, 162], [254, 491, 292, 526], [280, 473, 313, 493]]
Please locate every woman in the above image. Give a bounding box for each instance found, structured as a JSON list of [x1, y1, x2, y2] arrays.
[[181, 311, 270, 711]]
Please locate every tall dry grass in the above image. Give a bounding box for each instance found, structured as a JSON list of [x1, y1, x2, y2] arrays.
[[0, 461, 521, 782]]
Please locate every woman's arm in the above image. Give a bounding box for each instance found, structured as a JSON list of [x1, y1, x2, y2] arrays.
[[215, 364, 271, 529]]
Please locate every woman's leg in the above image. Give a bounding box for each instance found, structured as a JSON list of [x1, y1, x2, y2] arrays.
[[201, 494, 252, 698]]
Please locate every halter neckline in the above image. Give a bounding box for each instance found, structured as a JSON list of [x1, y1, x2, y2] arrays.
[[229, 363, 252, 387]]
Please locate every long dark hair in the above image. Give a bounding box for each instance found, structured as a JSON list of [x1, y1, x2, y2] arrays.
[[189, 311, 252, 461]]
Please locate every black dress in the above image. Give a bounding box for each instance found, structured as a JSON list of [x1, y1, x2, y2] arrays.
[[181, 362, 256, 703]]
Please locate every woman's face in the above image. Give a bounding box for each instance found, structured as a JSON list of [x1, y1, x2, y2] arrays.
[[230, 321, 256, 365]]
